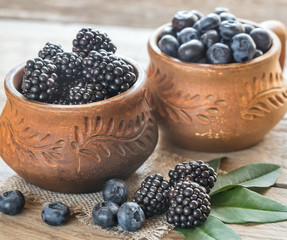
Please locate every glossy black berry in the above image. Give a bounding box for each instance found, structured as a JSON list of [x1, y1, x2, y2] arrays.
[[177, 27, 200, 44], [219, 20, 244, 40], [54, 52, 83, 81], [200, 29, 220, 48], [133, 173, 171, 218], [231, 33, 256, 62], [92, 201, 119, 228], [242, 23, 255, 34], [198, 13, 221, 33], [167, 181, 211, 228], [172, 11, 198, 32], [0, 190, 25, 215], [250, 28, 273, 52], [72, 27, 116, 57], [168, 160, 217, 193], [38, 42, 63, 61], [158, 35, 179, 58], [158, 26, 177, 41], [177, 39, 205, 62], [41, 202, 70, 226], [21, 58, 59, 103], [207, 43, 232, 64], [117, 202, 145, 232], [103, 178, 129, 206]]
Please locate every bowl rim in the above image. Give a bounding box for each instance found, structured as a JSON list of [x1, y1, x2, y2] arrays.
[[4, 55, 146, 111], [148, 18, 281, 70]]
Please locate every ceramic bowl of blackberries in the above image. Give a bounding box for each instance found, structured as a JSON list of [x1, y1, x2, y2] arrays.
[[147, 7, 287, 152], [0, 28, 158, 193]]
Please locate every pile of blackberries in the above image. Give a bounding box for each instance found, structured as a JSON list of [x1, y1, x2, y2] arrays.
[[158, 7, 273, 64], [21, 28, 137, 104]]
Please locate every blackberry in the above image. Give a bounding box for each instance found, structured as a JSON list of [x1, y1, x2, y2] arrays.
[[67, 82, 108, 105], [82, 50, 137, 97], [72, 27, 117, 57], [167, 181, 211, 228], [38, 42, 63, 61], [133, 173, 170, 218], [21, 58, 59, 103], [168, 160, 217, 193], [54, 52, 83, 81]]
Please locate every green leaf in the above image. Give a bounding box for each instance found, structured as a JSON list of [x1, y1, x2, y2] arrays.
[[210, 187, 287, 223], [210, 163, 282, 195], [175, 216, 242, 240], [207, 157, 226, 173]]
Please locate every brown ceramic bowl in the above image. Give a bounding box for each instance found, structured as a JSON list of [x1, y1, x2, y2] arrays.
[[0, 56, 158, 193], [147, 20, 287, 152]]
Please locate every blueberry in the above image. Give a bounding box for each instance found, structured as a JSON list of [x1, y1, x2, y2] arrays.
[[92, 201, 119, 228], [219, 20, 244, 40], [206, 43, 232, 64], [190, 10, 204, 20], [242, 23, 255, 34], [198, 13, 221, 33], [196, 57, 208, 64], [200, 29, 220, 48], [214, 7, 229, 15], [254, 49, 263, 58], [219, 12, 236, 21], [41, 201, 70, 226], [250, 28, 273, 52], [0, 190, 25, 215], [177, 27, 200, 44], [178, 39, 205, 62], [158, 26, 177, 41], [172, 11, 199, 32], [231, 33, 256, 62], [103, 178, 129, 206], [117, 202, 145, 232], [158, 35, 179, 58], [192, 20, 200, 31]]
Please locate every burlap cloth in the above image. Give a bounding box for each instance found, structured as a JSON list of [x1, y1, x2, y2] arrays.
[[0, 149, 197, 240]]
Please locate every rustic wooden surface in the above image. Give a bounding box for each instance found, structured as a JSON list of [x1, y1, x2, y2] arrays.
[[1, 11, 287, 240]]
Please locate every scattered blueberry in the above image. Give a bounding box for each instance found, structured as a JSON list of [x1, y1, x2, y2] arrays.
[[117, 202, 145, 232], [177, 27, 200, 44], [219, 12, 236, 21], [198, 13, 221, 33], [0, 190, 25, 215], [158, 26, 177, 41], [242, 23, 255, 34], [200, 29, 220, 48], [231, 33, 256, 62], [178, 39, 205, 62], [172, 11, 198, 32], [250, 28, 273, 52], [206, 43, 232, 64], [254, 49, 264, 58], [214, 7, 229, 15], [219, 20, 244, 40], [103, 178, 129, 206], [92, 201, 119, 228], [41, 201, 70, 226]]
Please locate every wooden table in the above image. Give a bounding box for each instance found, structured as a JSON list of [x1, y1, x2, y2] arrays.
[[0, 19, 287, 240]]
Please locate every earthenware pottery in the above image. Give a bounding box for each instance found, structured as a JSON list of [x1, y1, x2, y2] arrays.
[[0, 56, 158, 193], [147, 20, 287, 152]]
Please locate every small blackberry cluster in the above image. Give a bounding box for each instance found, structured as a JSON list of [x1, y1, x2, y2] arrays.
[[72, 27, 117, 57], [133, 173, 170, 218], [20, 27, 137, 105], [167, 181, 211, 228], [21, 58, 59, 103], [169, 160, 217, 193]]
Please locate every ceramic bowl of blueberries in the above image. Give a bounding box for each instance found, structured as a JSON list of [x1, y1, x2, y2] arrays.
[[147, 8, 287, 152], [0, 28, 158, 193]]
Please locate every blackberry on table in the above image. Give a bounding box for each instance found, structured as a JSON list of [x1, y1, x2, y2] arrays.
[[21, 58, 59, 103], [54, 52, 83, 81], [167, 181, 211, 228], [133, 173, 171, 218], [82, 50, 137, 97], [168, 160, 217, 193], [72, 27, 117, 57], [38, 42, 63, 61]]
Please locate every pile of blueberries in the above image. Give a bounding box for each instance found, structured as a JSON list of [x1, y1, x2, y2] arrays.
[[158, 7, 273, 64]]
